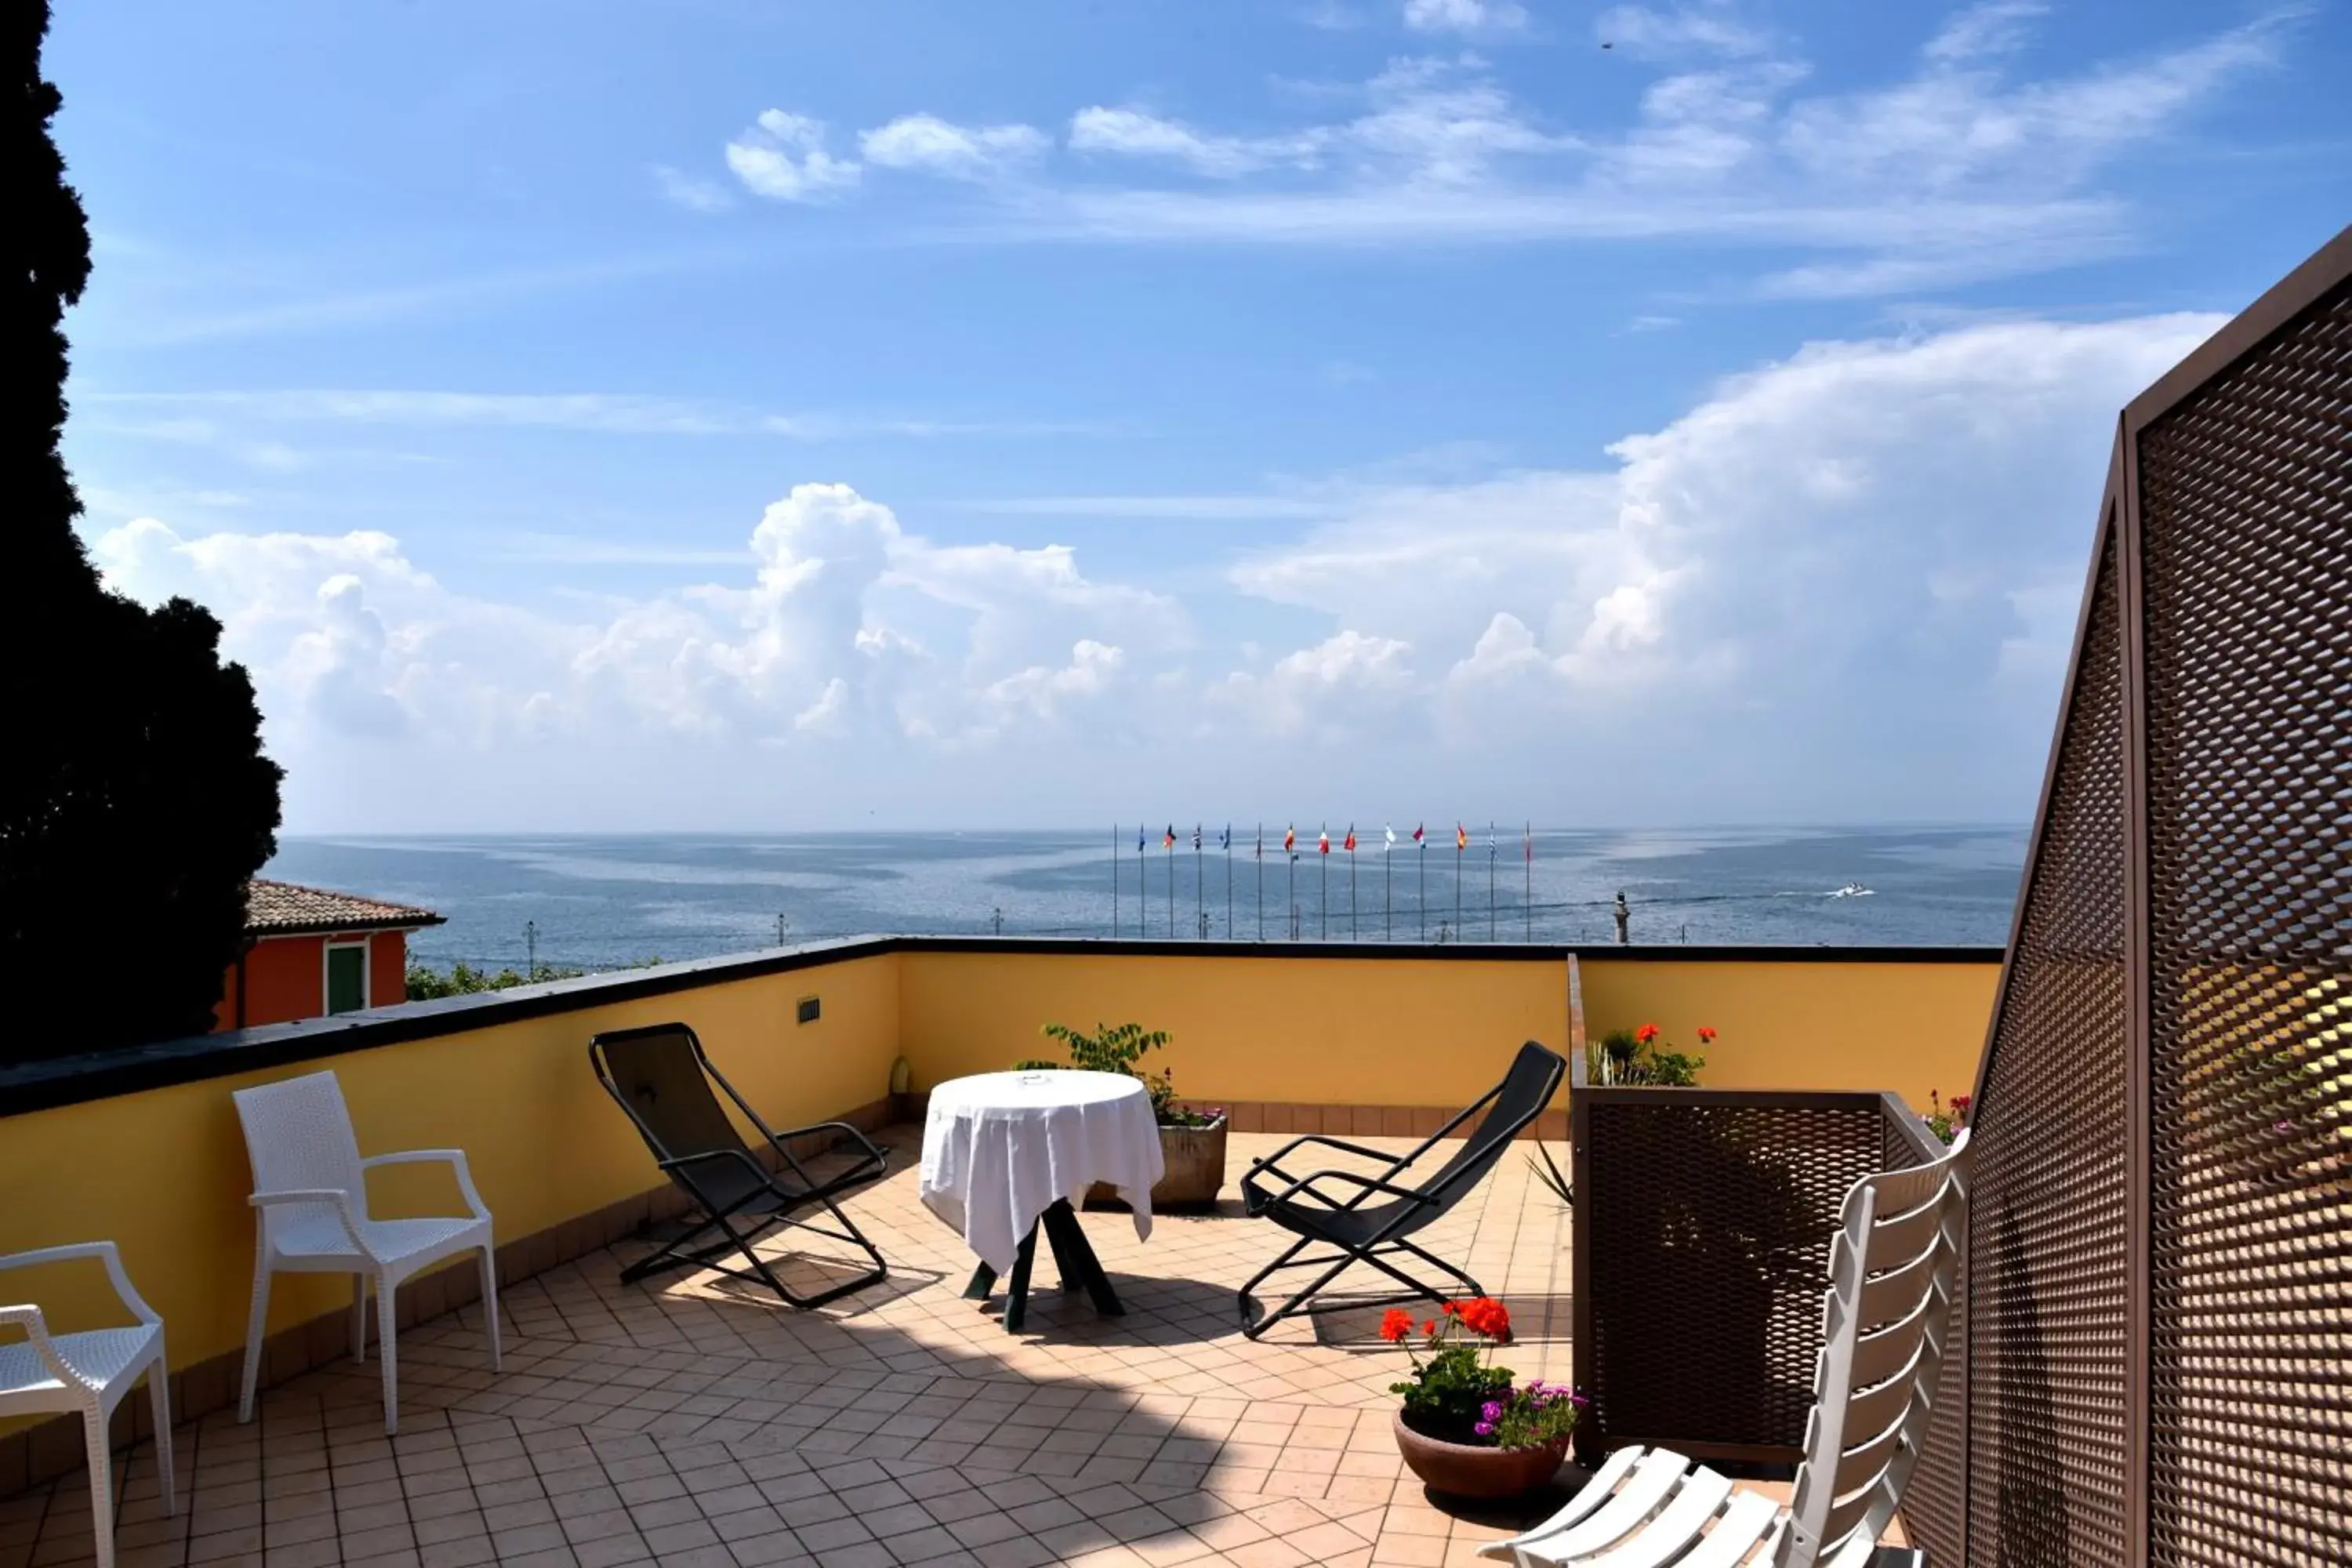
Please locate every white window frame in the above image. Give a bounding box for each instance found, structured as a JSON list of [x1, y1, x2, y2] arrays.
[[322, 935, 372, 1014]]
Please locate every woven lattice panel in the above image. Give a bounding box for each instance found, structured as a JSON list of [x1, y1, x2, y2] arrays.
[[2138, 278, 2352, 1568], [1581, 1097, 1883, 1454], [1967, 525, 2132, 1566]]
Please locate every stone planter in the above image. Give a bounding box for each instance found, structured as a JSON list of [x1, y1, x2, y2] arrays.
[[1085, 1116, 1229, 1210], [1392, 1410, 1568, 1499]]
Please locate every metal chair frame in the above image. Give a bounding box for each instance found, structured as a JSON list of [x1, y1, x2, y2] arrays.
[[1238, 1041, 1566, 1338], [589, 1022, 890, 1311]]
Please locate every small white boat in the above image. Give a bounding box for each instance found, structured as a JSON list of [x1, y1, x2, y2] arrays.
[[1829, 882, 1875, 898]]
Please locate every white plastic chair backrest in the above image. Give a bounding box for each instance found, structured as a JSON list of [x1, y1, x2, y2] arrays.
[[233, 1070, 369, 1246], [1778, 1127, 1972, 1567]]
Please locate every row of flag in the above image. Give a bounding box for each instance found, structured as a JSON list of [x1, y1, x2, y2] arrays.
[[1138, 822, 1535, 860]]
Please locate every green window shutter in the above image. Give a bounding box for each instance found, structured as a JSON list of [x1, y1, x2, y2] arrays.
[[326, 944, 367, 1014]]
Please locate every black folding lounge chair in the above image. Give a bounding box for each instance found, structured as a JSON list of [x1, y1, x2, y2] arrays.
[[590, 1022, 889, 1310], [1238, 1040, 1565, 1338]]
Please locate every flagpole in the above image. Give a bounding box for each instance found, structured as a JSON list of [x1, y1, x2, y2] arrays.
[[1194, 827, 1203, 940], [1112, 823, 1119, 938], [1489, 821, 1497, 942], [1385, 834, 1393, 942], [1136, 827, 1145, 941], [1225, 829, 1233, 939], [1419, 837, 1426, 942], [1166, 829, 1174, 938], [1525, 822, 1534, 942], [1256, 824, 1265, 942], [1454, 828, 1463, 940], [1319, 825, 1328, 941]]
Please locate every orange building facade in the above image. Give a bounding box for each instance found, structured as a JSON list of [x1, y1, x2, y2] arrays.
[[213, 880, 445, 1032]]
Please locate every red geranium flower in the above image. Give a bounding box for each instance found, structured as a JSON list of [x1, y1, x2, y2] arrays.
[[1635, 1023, 1660, 1044], [1457, 1296, 1512, 1341], [1379, 1308, 1414, 1343], [1421, 1320, 1436, 1336], [1696, 1026, 1717, 1044]]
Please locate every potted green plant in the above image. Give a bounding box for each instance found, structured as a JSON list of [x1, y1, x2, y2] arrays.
[[1587, 1022, 1712, 1087], [1021, 1021, 1229, 1208], [1530, 1025, 1716, 1208], [1923, 1089, 1971, 1144], [1385, 1298, 1584, 1498]]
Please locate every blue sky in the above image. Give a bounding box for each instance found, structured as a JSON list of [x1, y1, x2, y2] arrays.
[[56, 1, 2350, 832]]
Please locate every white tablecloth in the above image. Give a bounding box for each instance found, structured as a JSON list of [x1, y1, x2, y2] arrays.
[[919, 1070, 1166, 1273]]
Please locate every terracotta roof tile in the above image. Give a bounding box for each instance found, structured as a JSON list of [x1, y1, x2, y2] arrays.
[[245, 878, 444, 935]]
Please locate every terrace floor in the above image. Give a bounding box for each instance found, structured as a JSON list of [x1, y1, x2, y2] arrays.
[[2, 1130, 1820, 1568]]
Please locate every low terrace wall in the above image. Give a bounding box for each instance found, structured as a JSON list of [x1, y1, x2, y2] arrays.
[[0, 935, 1997, 1494]]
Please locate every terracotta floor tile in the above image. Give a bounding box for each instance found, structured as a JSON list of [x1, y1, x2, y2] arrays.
[[0, 1133, 1632, 1568]]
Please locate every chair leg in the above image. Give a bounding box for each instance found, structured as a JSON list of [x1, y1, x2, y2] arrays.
[[238, 1258, 272, 1423], [82, 1406, 115, 1568], [147, 1354, 176, 1517], [1238, 1232, 1472, 1340], [1348, 1240, 1482, 1306], [477, 1246, 503, 1372], [1392, 1237, 1484, 1296], [350, 1274, 369, 1361], [376, 1272, 399, 1436], [623, 1189, 888, 1312], [1241, 1243, 1360, 1340]]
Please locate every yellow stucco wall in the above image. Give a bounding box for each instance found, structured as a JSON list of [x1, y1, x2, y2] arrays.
[[1576, 956, 1997, 1111], [1, 942, 1998, 1436], [891, 949, 1998, 1116], [895, 951, 1575, 1110], [0, 954, 898, 1399]]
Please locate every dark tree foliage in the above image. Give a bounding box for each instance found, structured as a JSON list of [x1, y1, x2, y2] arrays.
[[2, 2, 283, 1062]]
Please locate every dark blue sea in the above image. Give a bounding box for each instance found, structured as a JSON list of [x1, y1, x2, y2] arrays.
[[261, 827, 2026, 975]]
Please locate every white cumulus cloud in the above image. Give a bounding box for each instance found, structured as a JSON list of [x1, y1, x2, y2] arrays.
[[860, 114, 1049, 178], [1069, 107, 1323, 178], [1404, 0, 1527, 35], [725, 110, 861, 201], [700, 10, 2290, 297], [88, 312, 2224, 826]]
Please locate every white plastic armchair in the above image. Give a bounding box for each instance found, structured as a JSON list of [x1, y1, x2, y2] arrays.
[[1480, 1129, 1972, 1568], [0, 1242, 173, 1568], [234, 1070, 500, 1435]]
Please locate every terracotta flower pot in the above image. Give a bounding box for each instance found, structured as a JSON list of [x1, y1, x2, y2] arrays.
[[1084, 1116, 1229, 1210], [1392, 1410, 1567, 1499]]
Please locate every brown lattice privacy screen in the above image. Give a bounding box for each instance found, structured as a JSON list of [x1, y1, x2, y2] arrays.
[[1956, 227, 2352, 1566], [1568, 1087, 1949, 1468], [1563, 229, 2349, 1568]]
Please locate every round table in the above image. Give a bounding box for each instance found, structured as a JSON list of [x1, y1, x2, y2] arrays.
[[919, 1069, 1166, 1332]]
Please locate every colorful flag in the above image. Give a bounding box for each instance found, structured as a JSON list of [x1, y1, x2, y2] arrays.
[[1163, 825, 1176, 849], [1192, 825, 1202, 851], [1220, 824, 1231, 850], [1284, 825, 1296, 853], [1318, 827, 1330, 855], [1136, 825, 1145, 852], [1457, 823, 1469, 851], [1413, 823, 1425, 844], [1488, 824, 1497, 858], [1344, 826, 1356, 853], [1385, 823, 1396, 852]]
